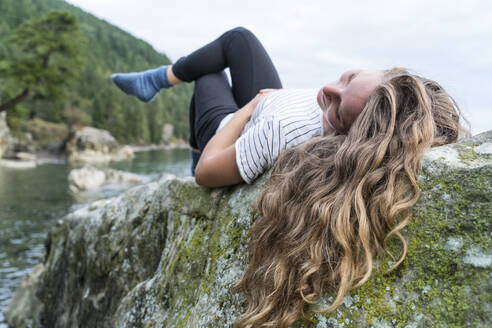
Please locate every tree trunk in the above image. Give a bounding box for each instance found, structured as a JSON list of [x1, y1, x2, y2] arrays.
[[0, 88, 30, 113]]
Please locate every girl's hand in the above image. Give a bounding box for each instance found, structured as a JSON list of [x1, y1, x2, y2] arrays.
[[243, 93, 265, 118], [259, 88, 277, 94], [243, 89, 278, 118]]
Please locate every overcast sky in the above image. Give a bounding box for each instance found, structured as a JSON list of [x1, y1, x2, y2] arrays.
[[66, 0, 492, 134]]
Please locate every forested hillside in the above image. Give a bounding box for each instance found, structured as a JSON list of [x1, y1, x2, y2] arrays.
[[0, 0, 193, 144]]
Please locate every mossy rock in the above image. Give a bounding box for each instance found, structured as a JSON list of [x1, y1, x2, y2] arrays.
[[4, 131, 492, 328]]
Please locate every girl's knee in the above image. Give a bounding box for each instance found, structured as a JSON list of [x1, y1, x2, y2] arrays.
[[226, 26, 255, 39]]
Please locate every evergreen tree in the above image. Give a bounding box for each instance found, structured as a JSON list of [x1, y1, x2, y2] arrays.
[[0, 10, 84, 113], [0, 0, 193, 144]]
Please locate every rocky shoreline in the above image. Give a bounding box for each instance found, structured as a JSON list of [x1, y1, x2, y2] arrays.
[[0, 141, 190, 169], [0, 126, 189, 170], [0, 113, 189, 169]]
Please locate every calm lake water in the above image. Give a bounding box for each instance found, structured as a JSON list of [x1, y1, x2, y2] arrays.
[[0, 148, 191, 325]]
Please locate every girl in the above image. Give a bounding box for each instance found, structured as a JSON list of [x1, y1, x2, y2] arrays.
[[112, 27, 467, 327]]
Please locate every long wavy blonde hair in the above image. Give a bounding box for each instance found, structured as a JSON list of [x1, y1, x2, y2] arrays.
[[232, 67, 468, 327]]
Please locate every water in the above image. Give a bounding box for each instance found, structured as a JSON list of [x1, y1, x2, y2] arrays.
[[0, 148, 191, 325]]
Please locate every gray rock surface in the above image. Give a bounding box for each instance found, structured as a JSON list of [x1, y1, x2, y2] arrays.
[[65, 126, 134, 164], [68, 165, 143, 192], [14, 152, 37, 161], [4, 131, 492, 328], [0, 158, 36, 169]]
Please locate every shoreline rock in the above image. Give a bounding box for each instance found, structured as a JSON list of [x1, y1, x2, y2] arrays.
[[0, 158, 37, 169], [128, 139, 189, 153], [0, 151, 68, 169], [0, 115, 189, 168], [13, 152, 37, 161], [67, 146, 134, 164], [68, 166, 143, 192], [4, 131, 492, 328], [0, 142, 189, 170], [65, 126, 135, 164]]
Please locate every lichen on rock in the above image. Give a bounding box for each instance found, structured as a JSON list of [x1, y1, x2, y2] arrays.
[[4, 131, 492, 328]]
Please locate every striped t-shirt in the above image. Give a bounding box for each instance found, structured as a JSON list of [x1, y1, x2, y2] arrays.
[[229, 88, 324, 184]]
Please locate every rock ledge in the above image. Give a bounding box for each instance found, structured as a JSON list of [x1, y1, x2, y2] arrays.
[[4, 131, 492, 328]]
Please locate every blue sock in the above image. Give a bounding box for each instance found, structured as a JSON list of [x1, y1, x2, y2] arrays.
[[110, 65, 172, 103]]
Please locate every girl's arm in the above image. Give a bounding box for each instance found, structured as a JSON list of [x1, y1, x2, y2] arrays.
[[194, 91, 271, 187]]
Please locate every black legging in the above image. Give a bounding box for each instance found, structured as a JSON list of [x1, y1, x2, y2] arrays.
[[172, 27, 283, 151]]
